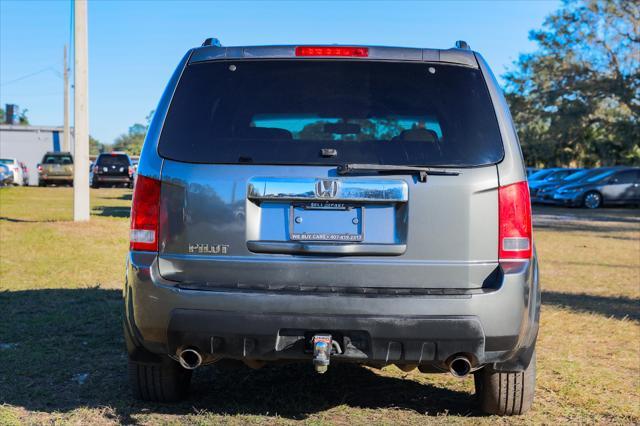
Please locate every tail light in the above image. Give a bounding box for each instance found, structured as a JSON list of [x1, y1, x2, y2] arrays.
[[93, 165, 99, 174], [128, 166, 134, 177], [37, 165, 42, 173], [498, 181, 532, 261], [295, 46, 369, 57], [130, 175, 161, 251]]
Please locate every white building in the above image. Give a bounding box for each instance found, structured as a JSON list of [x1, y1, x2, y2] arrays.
[[0, 124, 73, 185]]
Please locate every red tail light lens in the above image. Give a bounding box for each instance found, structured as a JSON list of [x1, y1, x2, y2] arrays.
[[498, 181, 532, 260], [130, 175, 161, 251], [295, 46, 369, 57]]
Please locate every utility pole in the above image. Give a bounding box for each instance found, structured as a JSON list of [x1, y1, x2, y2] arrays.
[[73, 0, 90, 221], [63, 45, 70, 152]]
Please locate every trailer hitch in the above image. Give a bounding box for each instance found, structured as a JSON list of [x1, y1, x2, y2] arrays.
[[312, 334, 332, 374]]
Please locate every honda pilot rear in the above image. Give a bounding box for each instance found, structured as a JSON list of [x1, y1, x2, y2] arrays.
[[124, 40, 540, 416]]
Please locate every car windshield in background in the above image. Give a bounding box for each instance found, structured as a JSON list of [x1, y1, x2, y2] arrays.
[[43, 155, 73, 164], [563, 170, 591, 182], [587, 170, 615, 183], [545, 170, 572, 181], [97, 155, 130, 166], [159, 60, 504, 167], [0, 159, 14, 165], [528, 169, 556, 180]]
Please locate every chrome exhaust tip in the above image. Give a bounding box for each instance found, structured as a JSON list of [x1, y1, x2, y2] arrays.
[[178, 347, 203, 370], [448, 355, 472, 378]]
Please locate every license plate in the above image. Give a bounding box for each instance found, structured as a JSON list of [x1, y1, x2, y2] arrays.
[[289, 203, 363, 242]]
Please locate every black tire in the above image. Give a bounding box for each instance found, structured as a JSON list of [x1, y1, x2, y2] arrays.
[[91, 181, 99, 189], [474, 351, 536, 416], [128, 357, 192, 402], [583, 191, 602, 209], [38, 180, 46, 187]]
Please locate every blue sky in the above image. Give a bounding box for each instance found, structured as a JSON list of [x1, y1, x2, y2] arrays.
[[0, 0, 559, 145]]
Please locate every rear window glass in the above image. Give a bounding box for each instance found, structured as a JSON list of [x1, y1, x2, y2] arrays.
[[158, 60, 503, 167], [43, 155, 73, 164], [97, 154, 130, 166], [0, 159, 14, 165]]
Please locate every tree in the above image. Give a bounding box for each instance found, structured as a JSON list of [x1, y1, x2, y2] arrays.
[[89, 136, 103, 155], [18, 109, 29, 125], [0, 106, 29, 125], [112, 128, 145, 156], [110, 110, 155, 156], [504, 0, 639, 167]]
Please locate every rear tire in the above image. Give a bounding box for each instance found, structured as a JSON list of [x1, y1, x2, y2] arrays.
[[474, 351, 536, 416], [128, 357, 192, 402], [583, 191, 602, 209]]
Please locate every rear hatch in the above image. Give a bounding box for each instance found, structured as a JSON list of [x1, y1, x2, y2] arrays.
[[41, 153, 73, 176], [96, 154, 130, 177], [156, 59, 503, 291]]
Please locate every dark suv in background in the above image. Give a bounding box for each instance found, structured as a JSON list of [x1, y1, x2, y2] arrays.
[[91, 152, 134, 188], [124, 40, 540, 416]]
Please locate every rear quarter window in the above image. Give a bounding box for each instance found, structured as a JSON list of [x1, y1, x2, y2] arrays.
[[158, 60, 504, 167]]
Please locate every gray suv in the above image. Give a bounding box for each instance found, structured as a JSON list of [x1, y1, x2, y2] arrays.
[[124, 40, 540, 416]]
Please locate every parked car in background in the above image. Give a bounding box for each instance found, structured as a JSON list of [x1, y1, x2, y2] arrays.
[[20, 162, 30, 186], [0, 164, 14, 186], [38, 152, 74, 186], [552, 167, 640, 208], [124, 41, 539, 415], [529, 168, 579, 199], [533, 167, 617, 204], [91, 152, 134, 188], [0, 158, 26, 186]]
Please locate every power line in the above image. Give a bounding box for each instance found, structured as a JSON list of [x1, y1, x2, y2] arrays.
[[0, 66, 62, 87]]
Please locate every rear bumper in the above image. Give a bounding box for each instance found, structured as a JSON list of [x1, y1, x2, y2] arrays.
[[124, 252, 540, 371], [39, 174, 72, 181], [94, 175, 132, 183]]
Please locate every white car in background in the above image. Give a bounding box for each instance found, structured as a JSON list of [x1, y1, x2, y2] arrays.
[[0, 158, 26, 186]]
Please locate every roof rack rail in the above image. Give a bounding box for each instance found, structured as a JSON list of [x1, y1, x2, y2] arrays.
[[454, 40, 470, 50], [202, 37, 222, 47]]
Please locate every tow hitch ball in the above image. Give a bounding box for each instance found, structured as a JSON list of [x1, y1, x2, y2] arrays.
[[312, 334, 332, 374]]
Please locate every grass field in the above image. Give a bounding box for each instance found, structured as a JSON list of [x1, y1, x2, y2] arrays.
[[1, 187, 638, 425]]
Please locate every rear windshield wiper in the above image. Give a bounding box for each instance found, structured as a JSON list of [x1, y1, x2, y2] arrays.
[[337, 163, 460, 182]]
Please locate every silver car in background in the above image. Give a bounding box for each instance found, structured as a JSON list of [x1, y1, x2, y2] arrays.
[[0, 158, 26, 186], [0, 164, 14, 186], [124, 40, 539, 416]]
